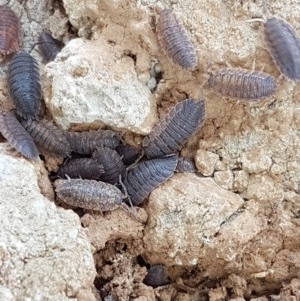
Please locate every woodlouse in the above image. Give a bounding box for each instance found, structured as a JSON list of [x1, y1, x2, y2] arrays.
[[8, 51, 41, 119], [208, 68, 277, 100], [66, 130, 121, 155], [115, 144, 142, 166], [143, 265, 169, 288], [143, 99, 205, 159], [0, 5, 22, 55], [55, 158, 104, 180], [176, 156, 196, 173], [39, 31, 63, 63], [0, 112, 38, 159], [156, 9, 197, 70], [92, 147, 125, 185], [54, 178, 123, 211], [264, 18, 300, 80], [124, 155, 178, 206], [21, 119, 71, 156]]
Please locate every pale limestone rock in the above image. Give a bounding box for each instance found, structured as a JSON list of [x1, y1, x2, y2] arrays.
[[214, 170, 234, 190], [0, 144, 96, 300], [241, 148, 272, 174], [143, 174, 244, 266], [44, 38, 157, 134], [242, 174, 284, 202], [195, 150, 219, 176], [233, 170, 249, 193]]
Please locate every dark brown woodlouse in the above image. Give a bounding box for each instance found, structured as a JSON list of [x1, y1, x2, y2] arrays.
[[264, 18, 300, 80], [156, 9, 197, 70], [66, 130, 121, 155], [54, 178, 123, 211], [176, 156, 196, 173], [143, 265, 169, 288], [208, 68, 277, 100], [124, 155, 178, 206], [0, 5, 22, 55], [92, 147, 125, 185], [143, 99, 205, 159], [21, 119, 71, 156], [0, 112, 38, 160], [55, 158, 104, 180], [8, 51, 41, 120], [39, 31, 63, 63], [115, 144, 142, 166]]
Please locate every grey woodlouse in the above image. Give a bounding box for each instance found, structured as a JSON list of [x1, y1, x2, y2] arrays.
[[39, 31, 63, 63], [55, 158, 104, 180], [143, 99, 205, 159], [21, 119, 71, 156], [156, 9, 197, 70], [0, 112, 38, 160], [66, 130, 121, 155], [124, 154, 178, 206], [264, 18, 300, 80], [0, 5, 22, 55], [143, 265, 169, 288], [115, 144, 142, 166], [8, 51, 41, 119], [176, 156, 196, 173], [54, 178, 123, 211], [92, 147, 125, 185], [208, 68, 277, 100]]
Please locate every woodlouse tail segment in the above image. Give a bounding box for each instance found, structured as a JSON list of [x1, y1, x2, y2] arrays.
[[143, 265, 169, 287]]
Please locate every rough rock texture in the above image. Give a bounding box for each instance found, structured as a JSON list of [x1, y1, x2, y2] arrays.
[[0, 144, 96, 300], [143, 174, 244, 265], [81, 208, 147, 250], [44, 38, 158, 134]]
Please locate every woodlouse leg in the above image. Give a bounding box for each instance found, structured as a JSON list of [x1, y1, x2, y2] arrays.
[[125, 149, 144, 174], [119, 203, 144, 223]]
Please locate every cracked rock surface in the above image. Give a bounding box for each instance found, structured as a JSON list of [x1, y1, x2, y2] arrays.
[[0, 144, 96, 301]]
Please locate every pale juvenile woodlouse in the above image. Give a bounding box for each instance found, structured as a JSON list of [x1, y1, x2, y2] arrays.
[[92, 147, 125, 185], [55, 158, 104, 180], [208, 68, 276, 100], [143, 265, 169, 288], [0, 112, 38, 160], [39, 31, 63, 63], [66, 130, 121, 155], [8, 51, 41, 120], [0, 5, 22, 55], [124, 155, 178, 206], [156, 9, 197, 70], [21, 119, 71, 156], [143, 99, 205, 159], [54, 178, 123, 211], [264, 17, 300, 80]]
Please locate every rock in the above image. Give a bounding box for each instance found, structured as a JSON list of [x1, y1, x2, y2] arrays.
[[214, 170, 234, 190], [241, 148, 272, 174], [143, 173, 244, 266], [195, 150, 219, 176], [81, 208, 147, 250], [44, 38, 157, 134], [233, 170, 249, 193], [242, 174, 284, 202], [0, 144, 96, 300]]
